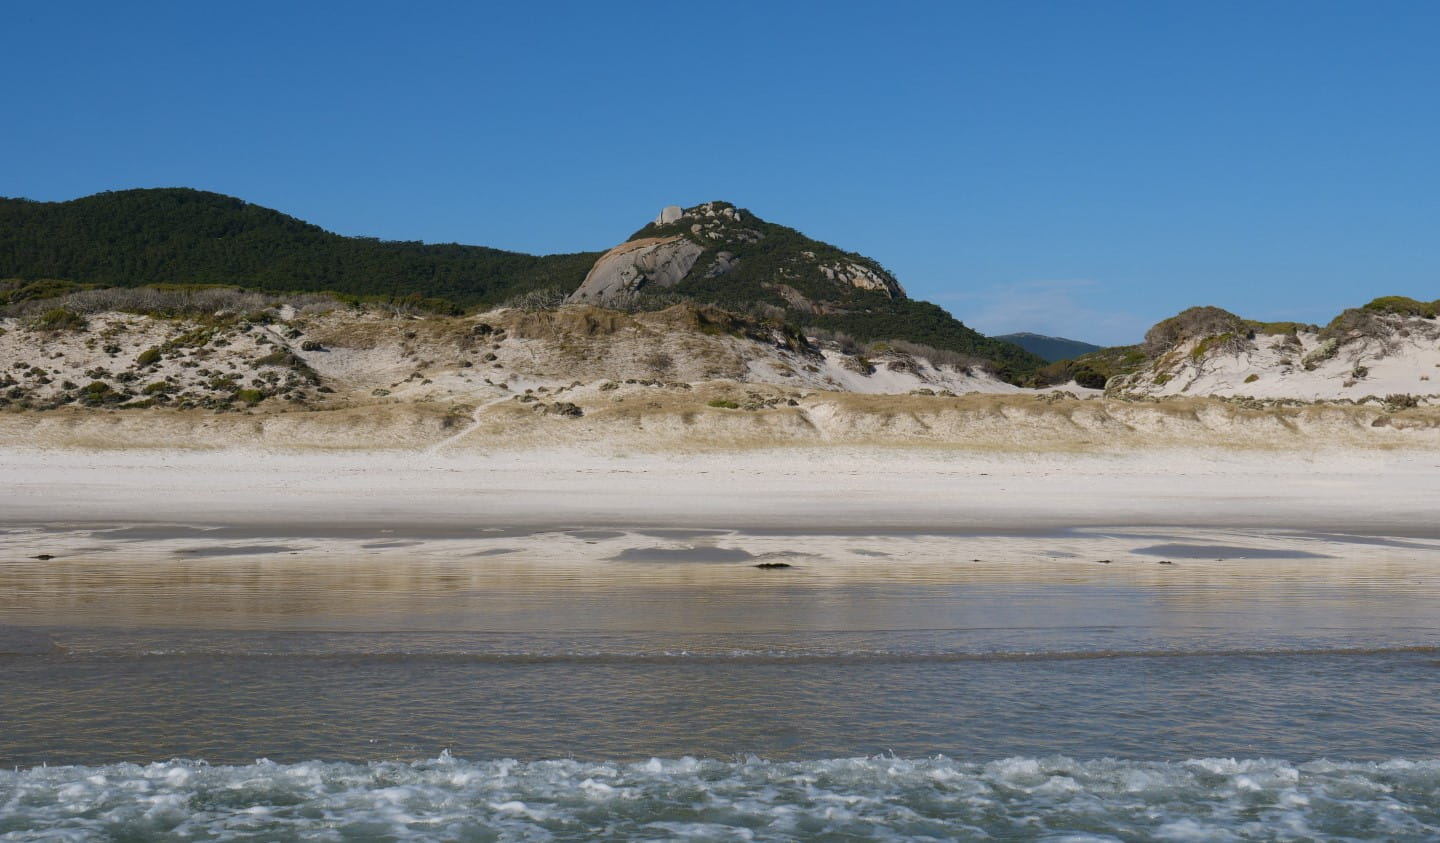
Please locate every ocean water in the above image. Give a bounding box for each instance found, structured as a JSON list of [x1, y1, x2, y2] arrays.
[[5, 755, 1440, 840], [3, 526, 1439, 838]]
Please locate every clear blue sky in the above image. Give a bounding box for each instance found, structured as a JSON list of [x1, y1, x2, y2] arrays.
[[4, 1, 1437, 344]]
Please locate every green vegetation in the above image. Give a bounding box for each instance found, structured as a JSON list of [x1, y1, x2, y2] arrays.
[[638, 207, 900, 307], [1321, 310, 1384, 343], [0, 188, 600, 311], [1362, 296, 1439, 319], [1031, 345, 1148, 389], [165, 327, 216, 350], [707, 398, 740, 409], [1030, 305, 1255, 391], [30, 307, 87, 331], [1246, 320, 1313, 336], [807, 300, 1043, 378], [1, 278, 100, 306], [3, 280, 332, 322], [622, 203, 1046, 378], [254, 350, 296, 367], [1321, 297, 1440, 344], [1190, 332, 1241, 360], [135, 346, 161, 367], [1143, 306, 1249, 355], [78, 380, 123, 406]]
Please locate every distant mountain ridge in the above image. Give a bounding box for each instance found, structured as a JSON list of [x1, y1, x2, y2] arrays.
[[994, 332, 1103, 362], [0, 189, 1047, 378]]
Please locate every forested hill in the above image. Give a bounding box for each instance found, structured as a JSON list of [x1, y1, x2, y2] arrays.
[[0, 189, 600, 310]]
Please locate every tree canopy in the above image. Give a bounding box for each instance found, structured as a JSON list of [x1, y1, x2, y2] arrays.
[[0, 188, 599, 310]]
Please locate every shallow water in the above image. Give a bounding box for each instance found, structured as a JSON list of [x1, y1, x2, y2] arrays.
[[3, 526, 1439, 838]]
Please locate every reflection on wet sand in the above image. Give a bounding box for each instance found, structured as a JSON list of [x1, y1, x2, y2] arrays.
[[3, 529, 1439, 651], [1130, 543, 1333, 559]]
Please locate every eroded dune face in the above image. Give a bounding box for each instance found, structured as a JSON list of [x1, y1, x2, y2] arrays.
[[3, 302, 1438, 453], [1, 384, 1436, 453]]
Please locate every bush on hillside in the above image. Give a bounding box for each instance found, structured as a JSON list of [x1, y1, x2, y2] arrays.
[[1246, 320, 1315, 335], [3, 285, 340, 321], [1142, 306, 1249, 356], [1363, 296, 1438, 319], [1031, 345, 1148, 389], [1321, 308, 1389, 344], [29, 307, 88, 331]]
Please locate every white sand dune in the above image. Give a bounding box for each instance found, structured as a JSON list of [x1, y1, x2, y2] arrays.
[[1115, 312, 1440, 402]]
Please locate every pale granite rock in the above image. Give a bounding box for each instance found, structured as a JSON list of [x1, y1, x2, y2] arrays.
[[567, 236, 704, 304]]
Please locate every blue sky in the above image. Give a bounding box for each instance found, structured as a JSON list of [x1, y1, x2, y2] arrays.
[[4, 1, 1437, 344]]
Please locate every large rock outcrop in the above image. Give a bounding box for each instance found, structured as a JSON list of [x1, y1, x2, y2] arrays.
[[567, 236, 704, 305]]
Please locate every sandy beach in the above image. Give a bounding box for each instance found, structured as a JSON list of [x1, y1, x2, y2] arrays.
[[5, 445, 1438, 528], [4, 444, 1439, 568]]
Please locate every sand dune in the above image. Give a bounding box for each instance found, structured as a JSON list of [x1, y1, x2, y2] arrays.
[[1, 389, 1436, 453]]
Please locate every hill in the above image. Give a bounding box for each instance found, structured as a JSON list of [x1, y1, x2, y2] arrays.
[[0, 190, 1046, 378], [994, 332, 1103, 362], [568, 202, 1044, 377], [0, 188, 599, 311]]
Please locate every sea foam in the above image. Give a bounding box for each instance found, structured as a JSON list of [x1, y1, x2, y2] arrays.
[[2, 754, 1439, 840]]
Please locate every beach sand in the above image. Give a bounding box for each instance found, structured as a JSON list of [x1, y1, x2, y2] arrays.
[[4, 445, 1438, 566]]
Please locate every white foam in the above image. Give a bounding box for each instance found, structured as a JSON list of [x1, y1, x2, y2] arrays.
[[2, 755, 1438, 839]]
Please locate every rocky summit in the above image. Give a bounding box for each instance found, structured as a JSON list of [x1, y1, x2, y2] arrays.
[[568, 202, 905, 307]]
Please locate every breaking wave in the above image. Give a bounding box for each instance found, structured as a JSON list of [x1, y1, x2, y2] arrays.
[[3, 754, 1439, 840]]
